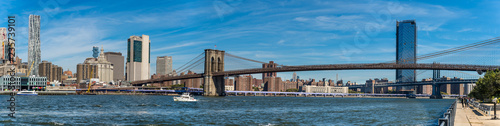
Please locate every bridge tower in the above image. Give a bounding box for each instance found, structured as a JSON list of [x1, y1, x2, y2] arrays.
[[430, 69, 443, 99], [203, 49, 226, 96]]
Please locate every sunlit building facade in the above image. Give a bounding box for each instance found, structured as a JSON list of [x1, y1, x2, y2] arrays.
[[126, 35, 150, 81]]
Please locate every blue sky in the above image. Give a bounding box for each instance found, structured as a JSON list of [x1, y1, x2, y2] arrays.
[[1, 0, 499, 83]]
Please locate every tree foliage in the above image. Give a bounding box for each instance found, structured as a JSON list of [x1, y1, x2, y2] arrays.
[[469, 70, 500, 101], [285, 88, 299, 92]]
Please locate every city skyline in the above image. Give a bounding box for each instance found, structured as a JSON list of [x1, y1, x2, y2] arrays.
[[1, 0, 499, 83]]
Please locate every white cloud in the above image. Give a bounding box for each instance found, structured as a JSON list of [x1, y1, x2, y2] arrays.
[[457, 28, 474, 32], [277, 39, 285, 44], [151, 41, 212, 52]]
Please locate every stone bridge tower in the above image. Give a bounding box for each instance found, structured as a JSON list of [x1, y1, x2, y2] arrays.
[[204, 49, 225, 96]]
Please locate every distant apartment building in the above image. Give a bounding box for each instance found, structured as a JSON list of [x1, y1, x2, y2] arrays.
[[28, 15, 41, 76], [437, 76, 465, 95], [264, 76, 283, 92], [39, 61, 63, 82], [104, 52, 124, 81], [181, 71, 202, 88], [396, 20, 417, 91], [417, 78, 433, 95], [225, 78, 234, 91], [364, 78, 393, 94], [126, 35, 150, 81], [235, 75, 253, 91], [262, 61, 277, 80], [156, 56, 172, 75], [253, 78, 263, 88], [76, 63, 98, 84]]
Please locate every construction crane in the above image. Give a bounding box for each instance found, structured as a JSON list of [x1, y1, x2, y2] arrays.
[[26, 60, 35, 76], [87, 66, 94, 93]]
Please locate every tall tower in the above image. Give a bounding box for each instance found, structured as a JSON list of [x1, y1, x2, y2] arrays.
[[0, 28, 6, 60], [396, 20, 417, 91], [92, 46, 99, 58], [104, 52, 124, 81], [126, 35, 150, 81], [156, 56, 172, 75], [29, 15, 41, 76], [292, 72, 297, 82]]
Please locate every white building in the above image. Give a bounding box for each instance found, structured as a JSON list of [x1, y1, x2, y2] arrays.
[[85, 47, 113, 83], [126, 35, 150, 81], [304, 85, 348, 93], [225, 85, 234, 91], [0, 76, 46, 91]]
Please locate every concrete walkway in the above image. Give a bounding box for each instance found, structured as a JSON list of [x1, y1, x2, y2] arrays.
[[454, 102, 500, 126]]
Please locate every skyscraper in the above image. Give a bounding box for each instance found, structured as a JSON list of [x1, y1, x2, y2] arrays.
[[396, 20, 417, 91], [292, 72, 297, 82], [29, 15, 41, 76], [156, 56, 172, 75], [0, 28, 6, 60], [126, 35, 150, 81], [104, 52, 124, 81], [92, 46, 99, 58]]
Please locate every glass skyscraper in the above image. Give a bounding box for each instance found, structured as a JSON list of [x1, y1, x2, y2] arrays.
[[396, 20, 416, 91]]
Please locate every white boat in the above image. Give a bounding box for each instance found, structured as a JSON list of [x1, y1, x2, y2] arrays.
[[17, 91, 38, 96], [173, 93, 197, 102]]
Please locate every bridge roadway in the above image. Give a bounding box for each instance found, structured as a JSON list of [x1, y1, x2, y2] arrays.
[[347, 79, 478, 89], [132, 63, 499, 85]]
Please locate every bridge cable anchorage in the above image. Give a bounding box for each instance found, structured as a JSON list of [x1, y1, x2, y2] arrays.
[[174, 52, 205, 72], [225, 53, 287, 67], [383, 36, 500, 63], [177, 57, 204, 74]]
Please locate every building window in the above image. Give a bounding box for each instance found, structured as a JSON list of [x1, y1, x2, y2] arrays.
[[133, 40, 142, 62]]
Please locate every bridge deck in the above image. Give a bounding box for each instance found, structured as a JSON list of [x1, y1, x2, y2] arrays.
[[131, 63, 497, 85]]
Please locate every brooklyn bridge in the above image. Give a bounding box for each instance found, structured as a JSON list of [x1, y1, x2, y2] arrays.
[[131, 36, 500, 99]]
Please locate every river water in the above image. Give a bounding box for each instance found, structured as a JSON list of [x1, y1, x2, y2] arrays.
[[0, 95, 454, 125]]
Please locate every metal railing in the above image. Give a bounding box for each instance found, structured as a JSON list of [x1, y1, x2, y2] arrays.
[[439, 100, 456, 126], [471, 101, 495, 116]]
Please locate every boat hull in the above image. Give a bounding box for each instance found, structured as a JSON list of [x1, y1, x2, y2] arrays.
[[173, 97, 197, 102]]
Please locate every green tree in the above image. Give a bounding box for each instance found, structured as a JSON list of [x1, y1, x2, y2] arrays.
[[171, 84, 185, 88], [440, 92, 449, 95], [285, 88, 299, 92], [253, 87, 260, 91], [469, 70, 500, 101]]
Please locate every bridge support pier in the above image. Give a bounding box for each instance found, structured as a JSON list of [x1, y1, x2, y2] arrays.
[[430, 84, 443, 99], [430, 70, 443, 99], [203, 49, 225, 96]]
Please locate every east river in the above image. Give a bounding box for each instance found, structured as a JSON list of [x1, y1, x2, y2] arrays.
[[0, 95, 454, 125]]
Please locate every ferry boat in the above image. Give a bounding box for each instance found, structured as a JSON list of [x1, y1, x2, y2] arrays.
[[17, 91, 38, 96], [173, 92, 197, 102]]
